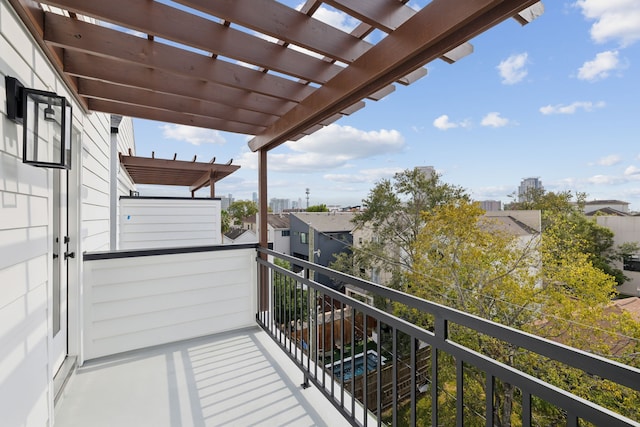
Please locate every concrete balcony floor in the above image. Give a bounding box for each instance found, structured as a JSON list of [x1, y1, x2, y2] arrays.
[[55, 327, 351, 427]]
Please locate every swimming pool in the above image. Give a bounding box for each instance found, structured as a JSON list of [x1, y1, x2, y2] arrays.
[[327, 350, 386, 381]]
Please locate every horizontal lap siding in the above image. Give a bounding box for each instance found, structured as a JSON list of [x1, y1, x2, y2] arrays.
[[83, 248, 256, 360], [1, 1, 115, 425], [0, 3, 55, 425], [119, 198, 221, 249], [81, 114, 111, 253]]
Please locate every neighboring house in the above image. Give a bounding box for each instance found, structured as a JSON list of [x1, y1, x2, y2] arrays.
[[242, 213, 291, 254], [583, 200, 630, 215], [223, 228, 257, 244], [289, 212, 356, 289], [585, 207, 630, 217], [595, 216, 640, 297]]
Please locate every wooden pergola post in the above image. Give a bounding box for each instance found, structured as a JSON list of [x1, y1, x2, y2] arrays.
[[258, 149, 268, 310]]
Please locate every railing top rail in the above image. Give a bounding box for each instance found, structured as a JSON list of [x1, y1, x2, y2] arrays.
[[84, 243, 258, 261], [258, 247, 640, 392]]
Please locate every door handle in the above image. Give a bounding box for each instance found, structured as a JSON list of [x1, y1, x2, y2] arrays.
[[64, 252, 75, 260], [53, 253, 59, 259]]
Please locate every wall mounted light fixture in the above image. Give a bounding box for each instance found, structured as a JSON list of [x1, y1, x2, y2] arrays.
[[5, 76, 72, 169]]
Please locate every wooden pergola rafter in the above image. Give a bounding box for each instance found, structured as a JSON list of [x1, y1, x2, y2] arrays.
[[8, 0, 544, 250]]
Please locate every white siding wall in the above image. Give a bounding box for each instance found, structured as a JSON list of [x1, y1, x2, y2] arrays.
[[80, 113, 112, 253], [0, 2, 115, 425], [273, 229, 291, 254], [596, 216, 640, 297], [82, 248, 257, 360], [113, 117, 136, 249], [119, 198, 222, 249]]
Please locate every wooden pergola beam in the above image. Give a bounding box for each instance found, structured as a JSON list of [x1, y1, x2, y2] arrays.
[[64, 52, 295, 117], [249, 0, 538, 152], [78, 79, 278, 128], [43, 12, 315, 102], [40, 0, 344, 84], [88, 100, 265, 135]]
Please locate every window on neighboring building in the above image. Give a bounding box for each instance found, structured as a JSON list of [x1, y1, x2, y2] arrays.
[[623, 255, 640, 272], [300, 232, 308, 244], [282, 230, 290, 237]]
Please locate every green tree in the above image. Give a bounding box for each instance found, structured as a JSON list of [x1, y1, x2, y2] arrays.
[[220, 210, 231, 233], [509, 189, 631, 285], [351, 168, 468, 290], [226, 200, 258, 225], [307, 204, 329, 212], [272, 258, 309, 327], [398, 199, 640, 426]]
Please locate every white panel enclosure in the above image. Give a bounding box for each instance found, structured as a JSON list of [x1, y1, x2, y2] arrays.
[[82, 247, 257, 360], [119, 197, 221, 249]]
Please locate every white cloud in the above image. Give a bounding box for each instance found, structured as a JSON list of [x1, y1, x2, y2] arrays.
[[539, 101, 605, 115], [160, 124, 226, 145], [624, 165, 640, 176], [587, 174, 626, 185], [236, 124, 404, 173], [481, 112, 510, 128], [297, 4, 359, 33], [324, 167, 403, 185], [577, 50, 621, 81], [433, 115, 470, 130], [497, 53, 529, 85], [596, 154, 622, 166], [575, 0, 640, 47]]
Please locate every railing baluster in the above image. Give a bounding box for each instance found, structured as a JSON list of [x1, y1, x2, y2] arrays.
[[340, 301, 345, 408], [411, 337, 417, 427], [392, 326, 398, 427], [486, 374, 494, 427], [351, 306, 356, 417], [376, 321, 382, 427], [363, 312, 368, 426], [567, 412, 579, 427], [522, 390, 531, 427], [330, 295, 335, 399], [457, 357, 464, 427]]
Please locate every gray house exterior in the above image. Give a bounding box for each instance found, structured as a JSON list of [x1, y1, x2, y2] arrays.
[[289, 212, 355, 289]]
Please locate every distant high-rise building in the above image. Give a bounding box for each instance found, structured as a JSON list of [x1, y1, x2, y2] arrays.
[[252, 192, 258, 203], [518, 177, 543, 202], [480, 200, 502, 211], [269, 198, 290, 213], [417, 166, 435, 177], [221, 196, 233, 211]]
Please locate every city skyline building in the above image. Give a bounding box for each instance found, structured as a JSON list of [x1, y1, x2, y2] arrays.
[[518, 177, 544, 202]]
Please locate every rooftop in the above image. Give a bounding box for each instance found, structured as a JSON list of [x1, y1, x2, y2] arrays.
[[291, 212, 356, 233]]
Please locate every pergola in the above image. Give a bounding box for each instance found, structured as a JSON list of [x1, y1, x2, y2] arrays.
[[119, 151, 240, 198], [9, 0, 544, 250]]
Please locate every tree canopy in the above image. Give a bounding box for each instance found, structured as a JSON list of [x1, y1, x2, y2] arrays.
[[350, 168, 468, 289], [508, 188, 632, 285], [307, 204, 329, 212], [226, 200, 258, 225], [396, 198, 640, 426]]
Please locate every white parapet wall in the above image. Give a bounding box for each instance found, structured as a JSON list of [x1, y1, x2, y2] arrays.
[[82, 246, 257, 361], [119, 197, 222, 249]]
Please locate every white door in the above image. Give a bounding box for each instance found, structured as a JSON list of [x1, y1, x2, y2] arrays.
[[52, 168, 69, 374]]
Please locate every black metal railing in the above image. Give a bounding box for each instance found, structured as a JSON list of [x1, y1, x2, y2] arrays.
[[255, 248, 640, 427]]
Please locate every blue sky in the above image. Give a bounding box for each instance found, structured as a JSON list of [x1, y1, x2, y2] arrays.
[[132, 1, 640, 211]]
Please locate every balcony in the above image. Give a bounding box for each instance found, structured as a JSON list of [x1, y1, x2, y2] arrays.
[[55, 245, 640, 426]]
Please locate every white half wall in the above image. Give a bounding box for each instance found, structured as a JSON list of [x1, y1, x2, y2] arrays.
[[119, 197, 222, 249], [82, 247, 257, 360]]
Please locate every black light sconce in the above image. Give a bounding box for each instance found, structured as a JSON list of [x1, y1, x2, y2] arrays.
[[5, 76, 72, 169]]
